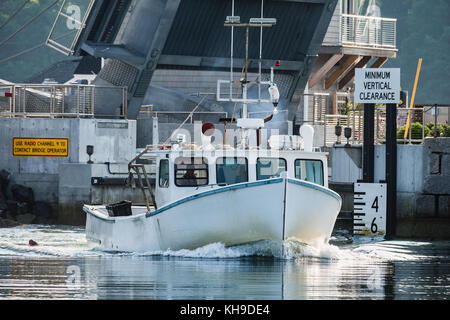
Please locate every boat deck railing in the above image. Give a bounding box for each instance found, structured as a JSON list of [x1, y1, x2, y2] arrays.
[[0, 84, 128, 118], [138, 107, 228, 124]]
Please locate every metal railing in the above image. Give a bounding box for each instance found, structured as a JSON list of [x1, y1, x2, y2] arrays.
[[248, 110, 289, 121], [341, 14, 396, 49], [324, 111, 364, 146], [0, 84, 127, 118], [138, 107, 228, 124], [301, 92, 352, 125], [420, 104, 450, 138], [375, 107, 426, 144], [321, 107, 431, 147], [300, 93, 330, 125], [46, 0, 96, 56]]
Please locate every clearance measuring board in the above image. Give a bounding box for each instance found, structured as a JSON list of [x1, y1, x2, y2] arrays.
[[353, 183, 386, 236], [13, 137, 69, 157]]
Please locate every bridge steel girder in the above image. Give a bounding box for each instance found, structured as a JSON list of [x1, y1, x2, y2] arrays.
[[285, 0, 339, 121], [127, 0, 182, 119], [85, 0, 339, 120]]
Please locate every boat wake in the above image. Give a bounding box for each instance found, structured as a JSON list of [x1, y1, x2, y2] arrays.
[[129, 239, 357, 260], [0, 225, 345, 259], [0, 225, 438, 262]]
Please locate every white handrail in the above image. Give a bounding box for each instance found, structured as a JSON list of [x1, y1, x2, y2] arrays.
[[341, 13, 397, 49]]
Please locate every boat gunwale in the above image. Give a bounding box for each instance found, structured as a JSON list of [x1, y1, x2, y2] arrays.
[[145, 177, 284, 218], [83, 177, 341, 223], [82, 178, 284, 222], [286, 178, 342, 202], [82, 206, 116, 223]]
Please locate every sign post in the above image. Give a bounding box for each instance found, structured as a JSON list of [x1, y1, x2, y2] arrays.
[[354, 68, 400, 239]]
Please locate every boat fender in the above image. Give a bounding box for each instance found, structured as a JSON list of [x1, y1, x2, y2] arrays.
[[202, 122, 215, 136]]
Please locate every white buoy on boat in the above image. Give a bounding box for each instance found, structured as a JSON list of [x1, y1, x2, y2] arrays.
[[300, 125, 314, 152]]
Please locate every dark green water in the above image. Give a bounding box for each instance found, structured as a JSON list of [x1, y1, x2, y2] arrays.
[[0, 225, 449, 300]]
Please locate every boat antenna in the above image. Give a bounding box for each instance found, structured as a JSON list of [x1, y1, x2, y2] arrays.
[[258, 0, 264, 101], [221, 0, 277, 117], [219, 0, 277, 148], [161, 96, 206, 146]]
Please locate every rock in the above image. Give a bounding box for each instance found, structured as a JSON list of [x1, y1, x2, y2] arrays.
[[16, 213, 36, 224], [29, 240, 38, 246], [32, 201, 52, 219], [11, 184, 34, 204], [5, 212, 16, 221], [0, 218, 20, 228], [34, 216, 57, 225], [0, 170, 14, 201], [17, 202, 29, 216], [6, 200, 18, 216], [0, 170, 10, 188], [0, 194, 7, 211]]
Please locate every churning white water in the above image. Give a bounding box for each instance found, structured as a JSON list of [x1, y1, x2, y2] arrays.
[[0, 225, 449, 300]]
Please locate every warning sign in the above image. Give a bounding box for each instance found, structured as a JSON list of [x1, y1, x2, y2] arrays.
[[354, 68, 400, 104], [13, 137, 69, 157]]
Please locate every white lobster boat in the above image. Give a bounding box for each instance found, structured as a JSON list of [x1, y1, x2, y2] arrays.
[[83, 4, 341, 252], [83, 142, 342, 252]]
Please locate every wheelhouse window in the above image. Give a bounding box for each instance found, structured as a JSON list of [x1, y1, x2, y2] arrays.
[[295, 159, 324, 186], [159, 159, 169, 188], [257, 158, 287, 180], [175, 157, 208, 187], [216, 157, 248, 185]]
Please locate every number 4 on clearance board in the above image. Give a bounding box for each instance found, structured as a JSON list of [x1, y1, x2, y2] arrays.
[[353, 183, 387, 236]]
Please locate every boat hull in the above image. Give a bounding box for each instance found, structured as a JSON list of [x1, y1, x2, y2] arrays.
[[84, 177, 341, 252]]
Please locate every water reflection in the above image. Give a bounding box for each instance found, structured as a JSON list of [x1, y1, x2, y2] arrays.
[[0, 226, 449, 300], [1, 251, 448, 300]]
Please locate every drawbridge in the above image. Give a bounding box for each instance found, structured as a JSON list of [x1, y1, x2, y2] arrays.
[[45, 0, 338, 121]]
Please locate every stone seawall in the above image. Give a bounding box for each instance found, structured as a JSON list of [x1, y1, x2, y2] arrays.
[[330, 139, 450, 239], [397, 138, 450, 239]]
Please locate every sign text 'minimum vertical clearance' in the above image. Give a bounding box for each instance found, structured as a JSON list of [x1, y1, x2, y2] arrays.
[[354, 68, 400, 104]]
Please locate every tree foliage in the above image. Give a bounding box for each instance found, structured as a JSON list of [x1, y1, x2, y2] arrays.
[[381, 0, 450, 105]]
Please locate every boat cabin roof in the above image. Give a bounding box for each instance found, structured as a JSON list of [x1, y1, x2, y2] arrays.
[[149, 148, 330, 207]]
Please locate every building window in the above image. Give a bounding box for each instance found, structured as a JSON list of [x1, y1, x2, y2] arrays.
[[257, 158, 287, 180], [175, 157, 208, 187], [216, 157, 248, 185], [295, 159, 324, 186], [159, 159, 170, 188]]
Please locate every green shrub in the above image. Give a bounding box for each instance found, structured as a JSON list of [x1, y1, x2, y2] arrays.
[[397, 122, 429, 142], [425, 122, 446, 137], [443, 124, 450, 137]]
